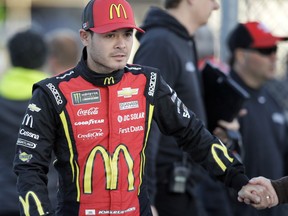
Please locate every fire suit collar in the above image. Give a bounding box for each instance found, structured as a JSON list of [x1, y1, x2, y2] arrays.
[[77, 47, 124, 86]]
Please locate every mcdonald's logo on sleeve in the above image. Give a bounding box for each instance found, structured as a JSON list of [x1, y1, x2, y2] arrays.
[[211, 142, 234, 172], [19, 191, 45, 216], [109, 4, 128, 20]]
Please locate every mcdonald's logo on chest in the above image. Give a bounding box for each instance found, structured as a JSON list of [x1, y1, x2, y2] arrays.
[[104, 77, 115, 85]]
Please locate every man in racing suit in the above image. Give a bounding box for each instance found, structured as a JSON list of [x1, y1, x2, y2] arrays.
[[13, 0, 263, 215]]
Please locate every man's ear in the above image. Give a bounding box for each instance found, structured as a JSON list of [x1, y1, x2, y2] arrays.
[[235, 48, 246, 65], [79, 29, 89, 46]]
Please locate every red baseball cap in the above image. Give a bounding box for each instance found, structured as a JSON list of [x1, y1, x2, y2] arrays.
[[228, 21, 288, 51], [82, 0, 144, 34]]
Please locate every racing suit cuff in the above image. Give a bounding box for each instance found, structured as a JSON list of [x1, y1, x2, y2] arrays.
[[230, 173, 249, 192]]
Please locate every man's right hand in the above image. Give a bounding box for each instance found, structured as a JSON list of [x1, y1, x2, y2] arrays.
[[238, 177, 279, 209]]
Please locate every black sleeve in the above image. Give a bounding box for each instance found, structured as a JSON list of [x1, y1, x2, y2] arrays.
[[153, 76, 249, 192], [145, 120, 160, 204], [13, 88, 59, 216], [271, 176, 288, 204]]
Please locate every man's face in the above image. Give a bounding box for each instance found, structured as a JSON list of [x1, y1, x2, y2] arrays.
[[241, 46, 278, 82], [81, 28, 134, 73], [192, 0, 220, 26]]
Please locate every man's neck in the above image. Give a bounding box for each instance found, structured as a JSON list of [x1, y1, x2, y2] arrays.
[[167, 8, 199, 36]]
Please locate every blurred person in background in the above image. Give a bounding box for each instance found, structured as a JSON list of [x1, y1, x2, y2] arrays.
[[0, 28, 50, 215], [195, 25, 229, 73], [45, 28, 81, 76], [226, 21, 288, 216], [133, 0, 240, 215], [264, 53, 288, 123]]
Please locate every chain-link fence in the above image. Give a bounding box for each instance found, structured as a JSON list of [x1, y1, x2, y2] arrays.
[[208, 0, 288, 77], [240, 0, 288, 77]]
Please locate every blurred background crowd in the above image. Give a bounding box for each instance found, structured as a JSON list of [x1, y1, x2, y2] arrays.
[[0, 0, 288, 76]]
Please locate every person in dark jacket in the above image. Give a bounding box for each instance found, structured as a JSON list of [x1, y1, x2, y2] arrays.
[[133, 0, 239, 215], [226, 21, 288, 216], [0, 29, 55, 215]]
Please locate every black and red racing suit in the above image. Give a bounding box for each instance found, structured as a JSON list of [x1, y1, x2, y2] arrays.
[[13, 49, 249, 216]]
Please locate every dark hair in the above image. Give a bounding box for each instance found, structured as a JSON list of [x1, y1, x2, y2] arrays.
[[164, 0, 182, 9], [7, 29, 48, 69]]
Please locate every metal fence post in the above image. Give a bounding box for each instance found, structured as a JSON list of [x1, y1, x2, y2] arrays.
[[220, 0, 238, 64]]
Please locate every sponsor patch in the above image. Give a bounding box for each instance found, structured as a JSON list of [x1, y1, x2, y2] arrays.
[[104, 77, 115, 85], [56, 71, 74, 79], [98, 207, 136, 215], [19, 129, 39, 140], [117, 87, 139, 98], [77, 107, 99, 116], [46, 83, 63, 105], [74, 119, 104, 126], [148, 72, 156, 97], [117, 112, 144, 123], [72, 90, 101, 105], [19, 151, 33, 162], [16, 138, 37, 149], [78, 129, 104, 140], [28, 103, 41, 112], [85, 209, 96, 215], [119, 125, 144, 134], [119, 101, 139, 110], [22, 114, 34, 128]]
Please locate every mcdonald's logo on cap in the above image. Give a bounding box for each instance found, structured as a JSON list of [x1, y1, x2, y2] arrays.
[[109, 4, 128, 20]]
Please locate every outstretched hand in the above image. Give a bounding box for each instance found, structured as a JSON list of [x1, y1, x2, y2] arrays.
[[238, 177, 278, 209]]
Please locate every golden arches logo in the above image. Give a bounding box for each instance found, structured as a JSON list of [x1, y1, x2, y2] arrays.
[[211, 143, 234, 172], [84, 144, 134, 194], [109, 4, 128, 20], [104, 77, 115, 85], [19, 191, 45, 216]]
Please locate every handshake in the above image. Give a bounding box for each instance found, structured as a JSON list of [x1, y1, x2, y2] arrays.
[[238, 176, 279, 209]]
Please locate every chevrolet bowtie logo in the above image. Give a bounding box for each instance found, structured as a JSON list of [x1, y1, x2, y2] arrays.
[[109, 4, 128, 20], [28, 103, 41, 112], [117, 87, 139, 98]]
